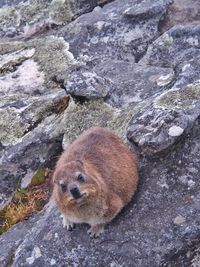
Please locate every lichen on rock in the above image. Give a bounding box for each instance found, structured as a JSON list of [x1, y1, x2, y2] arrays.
[[0, 36, 76, 91], [154, 83, 200, 110], [62, 99, 133, 147]]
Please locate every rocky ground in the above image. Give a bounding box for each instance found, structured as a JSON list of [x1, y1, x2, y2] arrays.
[[0, 0, 200, 266]]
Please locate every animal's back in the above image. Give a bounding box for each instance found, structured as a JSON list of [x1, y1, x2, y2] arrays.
[[58, 127, 138, 204]]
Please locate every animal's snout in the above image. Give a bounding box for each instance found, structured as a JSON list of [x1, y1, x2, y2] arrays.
[[70, 185, 81, 199]]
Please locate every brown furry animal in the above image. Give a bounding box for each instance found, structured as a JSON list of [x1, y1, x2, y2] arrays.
[[52, 127, 138, 237]]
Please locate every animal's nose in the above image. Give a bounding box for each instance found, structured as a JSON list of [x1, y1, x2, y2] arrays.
[[70, 186, 81, 199]]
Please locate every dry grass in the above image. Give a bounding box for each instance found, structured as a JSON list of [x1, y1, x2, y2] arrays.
[[0, 169, 52, 235]]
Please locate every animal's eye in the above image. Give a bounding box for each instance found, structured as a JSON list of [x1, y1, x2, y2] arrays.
[[77, 174, 85, 182], [60, 183, 67, 193]]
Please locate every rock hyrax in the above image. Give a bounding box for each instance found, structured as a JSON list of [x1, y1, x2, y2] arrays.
[[52, 127, 138, 237]]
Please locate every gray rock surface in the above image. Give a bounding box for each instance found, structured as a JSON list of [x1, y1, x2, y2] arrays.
[[0, 0, 200, 266], [63, 60, 174, 108], [59, 0, 171, 63], [1, 118, 200, 266], [127, 24, 200, 153], [0, 0, 112, 39], [0, 34, 74, 208], [127, 82, 200, 153], [160, 0, 200, 33]]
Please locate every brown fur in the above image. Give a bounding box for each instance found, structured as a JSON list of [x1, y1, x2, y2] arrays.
[[52, 127, 138, 237]]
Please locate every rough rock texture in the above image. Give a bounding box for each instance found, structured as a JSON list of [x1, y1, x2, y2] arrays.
[[1, 118, 200, 267], [0, 0, 200, 266], [63, 60, 174, 108], [0, 0, 112, 39], [59, 0, 171, 63], [127, 24, 200, 153], [0, 34, 74, 208], [160, 0, 200, 33]]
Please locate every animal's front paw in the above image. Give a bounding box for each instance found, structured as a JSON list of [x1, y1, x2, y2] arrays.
[[60, 214, 75, 231], [87, 224, 105, 238]]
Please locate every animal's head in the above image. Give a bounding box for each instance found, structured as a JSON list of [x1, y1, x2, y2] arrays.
[[53, 160, 98, 207]]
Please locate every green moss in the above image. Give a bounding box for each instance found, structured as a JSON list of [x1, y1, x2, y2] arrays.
[[154, 83, 200, 110], [6, 254, 14, 267], [0, 6, 20, 28], [20, 0, 49, 24], [49, 0, 73, 25], [30, 168, 46, 187], [0, 0, 74, 32], [62, 99, 136, 147], [0, 109, 29, 146], [0, 36, 75, 89], [31, 36, 75, 88]]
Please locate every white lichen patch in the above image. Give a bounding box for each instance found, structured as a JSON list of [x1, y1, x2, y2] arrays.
[[157, 180, 169, 189], [154, 83, 200, 110], [124, 28, 143, 44], [0, 109, 29, 146], [0, 59, 45, 95], [95, 21, 105, 30], [157, 71, 174, 87], [186, 37, 199, 46], [168, 125, 184, 137], [0, 48, 35, 69], [50, 258, 56, 265], [93, 6, 102, 12], [173, 215, 186, 225], [162, 34, 173, 45], [182, 63, 191, 72], [0, 36, 76, 90], [26, 246, 42, 265]]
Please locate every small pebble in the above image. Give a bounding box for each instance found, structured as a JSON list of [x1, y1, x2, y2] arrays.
[[174, 215, 186, 225], [168, 126, 184, 137]]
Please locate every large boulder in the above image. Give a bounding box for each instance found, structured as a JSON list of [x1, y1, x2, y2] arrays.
[[0, 35, 74, 208], [62, 60, 174, 108], [59, 0, 171, 63], [0, 115, 199, 267], [127, 24, 200, 153]]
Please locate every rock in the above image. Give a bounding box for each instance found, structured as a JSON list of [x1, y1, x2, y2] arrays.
[[160, 0, 200, 33], [0, 0, 112, 39], [0, 0, 200, 266], [63, 65, 111, 100], [0, 94, 65, 209], [0, 36, 76, 91], [0, 117, 199, 267], [61, 99, 134, 147], [60, 60, 174, 108], [26, 246, 42, 265], [127, 24, 200, 153], [0, 33, 75, 208], [174, 215, 186, 225], [0, 212, 38, 267], [59, 0, 171, 63], [127, 102, 200, 154], [140, 24, 200, 70]]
